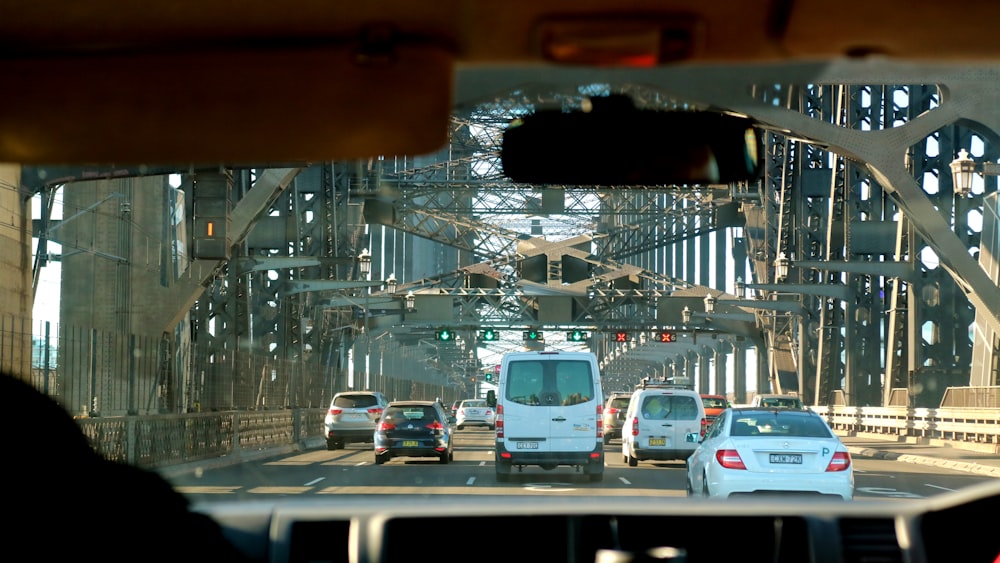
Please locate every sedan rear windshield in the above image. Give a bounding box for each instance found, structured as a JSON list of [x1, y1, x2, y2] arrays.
[[731, 413, 832, 438]]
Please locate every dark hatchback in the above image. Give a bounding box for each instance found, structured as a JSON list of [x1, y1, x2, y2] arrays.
[[374, 400, 454, 465]]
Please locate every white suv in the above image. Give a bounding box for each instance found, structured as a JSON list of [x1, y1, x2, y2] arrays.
[[324, 390, 389, 450], [621, 381, 707, 467], [494, 350, 604, 482]]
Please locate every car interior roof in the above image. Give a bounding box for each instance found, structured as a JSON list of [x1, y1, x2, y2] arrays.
[[5, 0, 1000, 165]]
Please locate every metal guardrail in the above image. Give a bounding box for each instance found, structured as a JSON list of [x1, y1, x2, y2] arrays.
[[813, 405, 1000, 453], [79, 408, 327, 469]]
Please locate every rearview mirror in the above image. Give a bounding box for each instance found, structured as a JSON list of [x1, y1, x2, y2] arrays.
[[501, 95, 763, 186]]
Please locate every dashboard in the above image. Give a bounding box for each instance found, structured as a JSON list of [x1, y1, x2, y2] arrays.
[[199, 480, 1000, 563]]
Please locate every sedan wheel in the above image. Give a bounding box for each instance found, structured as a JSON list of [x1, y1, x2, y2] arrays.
[[702, 473, 710, 497]]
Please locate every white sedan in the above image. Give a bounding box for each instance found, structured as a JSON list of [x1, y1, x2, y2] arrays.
[[686, 407, 854, 500], [455, 399, 495, 430]]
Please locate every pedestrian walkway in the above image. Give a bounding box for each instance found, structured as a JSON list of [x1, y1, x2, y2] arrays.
[[838, 432, 1000, 478]]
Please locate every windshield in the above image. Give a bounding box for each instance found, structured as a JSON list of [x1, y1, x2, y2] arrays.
[[8, 1, 1000, 529]]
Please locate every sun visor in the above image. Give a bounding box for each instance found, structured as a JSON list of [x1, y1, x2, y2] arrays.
[[0, 44, 454, 165]]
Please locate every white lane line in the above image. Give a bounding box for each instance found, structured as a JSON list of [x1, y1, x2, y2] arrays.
[[305, 477, 325, 486], [479, 461, 486, 466], [925, 483, 955, 492], [618, 477, 632, 485], [467, 476, 477, 485]]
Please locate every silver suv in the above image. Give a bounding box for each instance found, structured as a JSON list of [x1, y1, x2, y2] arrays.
[[324, 391, 389, 450], [601, 392, 632, 444]]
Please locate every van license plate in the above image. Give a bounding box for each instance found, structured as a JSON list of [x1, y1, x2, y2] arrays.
[[402, 440, 419, 447], [769, 454, 802, 464], [648, 438, 666, 446], [516, 442, 538, 449]]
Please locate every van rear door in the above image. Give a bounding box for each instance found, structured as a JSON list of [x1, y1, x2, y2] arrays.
[[501, 355, 599, 453]]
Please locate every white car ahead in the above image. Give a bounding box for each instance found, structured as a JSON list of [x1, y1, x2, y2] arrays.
[[455, 399, 495, 430], [686, 407, 854, 501]]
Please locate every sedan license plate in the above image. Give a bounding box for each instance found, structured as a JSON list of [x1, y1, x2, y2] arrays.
[[648, 438, 666, 446], [402, 440, 419, 447], [769, 453, 802, 464], [516, 441, 538, 449]]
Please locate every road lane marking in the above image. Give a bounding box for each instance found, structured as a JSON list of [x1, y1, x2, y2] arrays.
[[467, 477, 477, 485], [618, 477, 632, 485], [925, 483, 955, 492], [305, 477, 325, 486]]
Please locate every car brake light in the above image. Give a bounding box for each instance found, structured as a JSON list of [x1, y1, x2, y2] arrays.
[[496, 404, 504, 438], [700, 417, 708, 437], [631, 417, 639, 437], [426, 421, 445, 430], [716, 449, 746, 470], [608, 407, 619, 414], [596, 403, 603, 438], [826, 451, 851, 472], [329, 408, 343, 415], [368, 407, 382, 415], [377, 421, 395, 431]]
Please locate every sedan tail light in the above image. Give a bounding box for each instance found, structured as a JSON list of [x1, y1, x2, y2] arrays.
[[329, 408, 343, 415], [368, 407, 383, 415], [425, 420, 445, 431], [377, 421, 395, 431], [715, 449, 746, 470], [826, 451, 851, 472]]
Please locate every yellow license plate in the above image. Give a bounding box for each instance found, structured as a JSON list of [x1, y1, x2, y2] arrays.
[[402, 440, 419, 447], [649, 438, 666, 446]]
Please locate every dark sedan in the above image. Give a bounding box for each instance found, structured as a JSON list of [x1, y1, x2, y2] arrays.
[[374, 400, 454, 465]]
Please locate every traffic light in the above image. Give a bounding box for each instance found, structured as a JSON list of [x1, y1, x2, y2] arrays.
[[480, 329, 500, 341], [434, 329, 455, 342], [523, 330, 544, 341], [613, 330, 630, 342], [566, 330, 588, 342], [484, 371, 493, 382], [657, 330, 676, 343]]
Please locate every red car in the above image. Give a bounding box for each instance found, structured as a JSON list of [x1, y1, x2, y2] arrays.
[[701, 394, 730, 424]]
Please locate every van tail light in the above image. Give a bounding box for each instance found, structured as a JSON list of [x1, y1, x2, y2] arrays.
[[826, 451, 851, 472], [700, 417, 708, 437], [631, 417, 639, 437], [596, 403, 603, 438], [329, 408, 343, 415], [716, 449, 746, 470], [495, 404, 504, 438]]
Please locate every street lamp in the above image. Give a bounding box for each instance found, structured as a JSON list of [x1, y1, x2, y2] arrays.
[[735, 276, 745, 297], [405, 290, 416, 312], [385, 273, 397, 294], [950, 148, 1000, 196], [358, 248, 371, 276], [703, 293, 716, 314], [774, 252, 790, 281], [682, 306, 692, 324], [950, 148, 975, 197]]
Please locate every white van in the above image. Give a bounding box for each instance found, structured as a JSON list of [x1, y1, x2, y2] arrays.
[[621, 380, 707, 467], [494, 350, 604, 482]]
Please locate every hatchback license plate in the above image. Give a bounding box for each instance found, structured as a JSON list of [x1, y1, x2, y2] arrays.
[[516, 441, 538, 449], [648, 438, 666, 446], [769, 454, 802, 464], [402, 440, 419, 447]]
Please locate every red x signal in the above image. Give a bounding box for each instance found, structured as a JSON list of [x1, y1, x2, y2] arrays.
[[658, 331, 676, 343], [614, 331, 629, 342]]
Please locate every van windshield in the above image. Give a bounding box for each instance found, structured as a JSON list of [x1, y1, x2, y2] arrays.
[[505, 360, 594, 406]]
